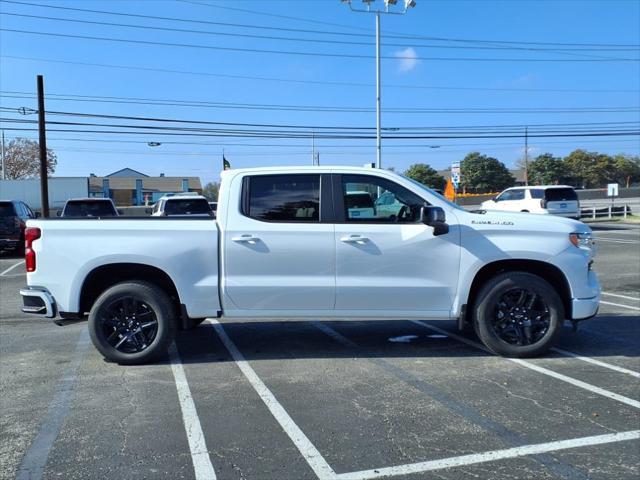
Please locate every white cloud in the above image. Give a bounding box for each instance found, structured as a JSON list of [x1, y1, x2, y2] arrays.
[[394, 47, 419, 73]]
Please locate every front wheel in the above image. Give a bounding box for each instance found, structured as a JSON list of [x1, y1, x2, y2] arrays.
[[473, 272, 564, 358], [88, 281, 177, 364]]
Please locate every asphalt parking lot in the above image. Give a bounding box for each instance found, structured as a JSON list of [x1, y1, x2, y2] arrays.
[[1, 222, 638, 480]]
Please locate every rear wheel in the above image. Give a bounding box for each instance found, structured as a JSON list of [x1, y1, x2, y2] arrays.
[[88, 281, 177, 364], [473, 272, 564, 357]]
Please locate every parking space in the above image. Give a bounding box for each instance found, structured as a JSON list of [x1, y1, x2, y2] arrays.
[[1, 225, 638, 480]]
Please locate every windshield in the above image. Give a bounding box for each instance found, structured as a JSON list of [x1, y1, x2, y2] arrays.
[[64, 201, 117, 217], [0, 202, 16, 217], [165, 199, 211, 215], [546, 188, 578, 202], [400, 175, 465, 211]]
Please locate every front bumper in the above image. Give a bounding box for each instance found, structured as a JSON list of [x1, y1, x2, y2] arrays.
[[571, 269, 600, 320], [20, 287, 56, 318]]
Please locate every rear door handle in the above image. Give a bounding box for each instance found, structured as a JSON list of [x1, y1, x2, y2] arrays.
[[232, 234, 260, 244], [340, 235, 369, 244]]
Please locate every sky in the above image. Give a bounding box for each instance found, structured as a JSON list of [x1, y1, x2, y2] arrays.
[[0, 0, 639, 185]]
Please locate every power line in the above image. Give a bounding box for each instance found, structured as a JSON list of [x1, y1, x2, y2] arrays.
[[2, 121, 637, 140], [2, 96, 637, 116], [3, 0, 638, 48], [3, 56, 636, 94], [2, 108, 638, 134], [2, 11, 637, 55], [2, 28, 638, 62]]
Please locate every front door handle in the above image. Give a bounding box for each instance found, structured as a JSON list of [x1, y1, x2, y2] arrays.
[[340, 235, 369, 244], [232, 234, 260, 244]]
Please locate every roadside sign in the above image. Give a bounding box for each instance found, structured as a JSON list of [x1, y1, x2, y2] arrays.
[[607, 183, 619, 197], [451, 161, 461, 189]]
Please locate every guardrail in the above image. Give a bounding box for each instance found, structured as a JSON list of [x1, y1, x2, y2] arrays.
[[580, 204, 633, 220]]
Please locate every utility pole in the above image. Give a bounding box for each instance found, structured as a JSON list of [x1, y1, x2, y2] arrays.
[[1, 129, 5, 180], [37, 75, 50, 217], [524, 126, 529, 186], [311, 131, 316, 166]]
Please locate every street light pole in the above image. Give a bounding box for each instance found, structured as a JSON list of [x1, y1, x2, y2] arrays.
[[341, 0, 416, 169], [375, 10, 382, 169]]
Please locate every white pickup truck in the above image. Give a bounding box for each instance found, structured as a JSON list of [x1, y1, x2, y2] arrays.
[[20, 166, 600, 364]]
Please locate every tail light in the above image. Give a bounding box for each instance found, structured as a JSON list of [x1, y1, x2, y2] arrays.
[[25, 227, 41, 272]]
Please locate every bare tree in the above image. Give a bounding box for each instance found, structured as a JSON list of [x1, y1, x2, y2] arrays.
[[3, 138, 57, 179]]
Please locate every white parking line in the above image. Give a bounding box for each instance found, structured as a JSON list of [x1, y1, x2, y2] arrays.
[[551, 347, 640, 379], [602, 292, 640, 302], [168, 343, 217, 480], [596, 238, 639, 244], [336, 430, 640, 480], [410, 321, 640, 410], [600, 300, 640, 311], [208, 319, 337, 480], [0, 260, 25, 276]]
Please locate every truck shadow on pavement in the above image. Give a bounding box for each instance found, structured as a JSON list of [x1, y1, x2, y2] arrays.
[[170, 316, 640, 366]]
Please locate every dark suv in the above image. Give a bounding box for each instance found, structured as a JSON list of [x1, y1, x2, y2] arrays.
[[0, 200, 37, 254]]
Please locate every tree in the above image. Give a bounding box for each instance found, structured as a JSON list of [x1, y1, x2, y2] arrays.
[[527, 153, 566, 185], [202, 181, 219, 201], [460, 152, 514, 192], [611, 154, 640, 187], [2, 137, 57, 179], [563, 150, 615, 188], [403, 163, 446, 189]]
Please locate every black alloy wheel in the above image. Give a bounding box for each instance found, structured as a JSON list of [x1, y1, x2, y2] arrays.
[[492, 288, 550, 346], [100, 296, 159, 354], [89, 281, 177, 364], [473, 272, 564, 358]]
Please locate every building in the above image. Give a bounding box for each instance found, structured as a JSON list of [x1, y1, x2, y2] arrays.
[[89, 168, 203, 206]]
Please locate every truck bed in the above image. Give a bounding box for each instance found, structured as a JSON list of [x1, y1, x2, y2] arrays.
[[26, 217, 220, 318]]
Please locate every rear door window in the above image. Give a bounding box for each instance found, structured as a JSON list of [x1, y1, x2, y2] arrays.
[[530, 189, 544, 199], [545, 188, 578, 202], [244, 174, 320, 222]]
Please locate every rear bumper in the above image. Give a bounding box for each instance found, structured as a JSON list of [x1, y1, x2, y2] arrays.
[[20, 287, 57, 318]]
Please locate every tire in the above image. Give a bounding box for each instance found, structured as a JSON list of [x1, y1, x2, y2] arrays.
[[88, 281, 177, 365], [520, 210, 529, 213], [473, 272, 564, 358]]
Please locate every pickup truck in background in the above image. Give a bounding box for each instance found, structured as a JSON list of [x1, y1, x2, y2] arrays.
[[20, 166, 600, 364]]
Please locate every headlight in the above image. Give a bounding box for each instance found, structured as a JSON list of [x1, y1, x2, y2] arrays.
[[569, 232, 596, 254]]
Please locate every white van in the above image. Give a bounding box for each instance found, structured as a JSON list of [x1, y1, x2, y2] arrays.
[[481, 186, 580, 219]]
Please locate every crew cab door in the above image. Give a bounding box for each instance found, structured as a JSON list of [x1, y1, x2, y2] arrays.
[[222, 173, 335, 311], [334, 174, 460, 316]]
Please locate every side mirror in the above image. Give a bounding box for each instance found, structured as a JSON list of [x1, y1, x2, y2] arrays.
[[420, 206, 449, 236], [56, 211, 61, 217], [116, 209, 124, 215], [35, 212, 41, 218], [144, 208, 152, 214]]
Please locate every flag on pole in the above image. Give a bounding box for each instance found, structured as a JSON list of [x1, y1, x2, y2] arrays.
[[223, 155, 231, 170]]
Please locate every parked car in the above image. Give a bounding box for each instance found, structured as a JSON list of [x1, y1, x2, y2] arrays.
[[0, 200, 37, 254], [20, 166, 599, 364], [209, 202, 218, 218], [151, 194, 213, 217], [481, 186, 580, 219], [60, 198, 119, 217]]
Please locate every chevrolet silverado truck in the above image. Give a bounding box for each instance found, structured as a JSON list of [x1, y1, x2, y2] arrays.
[[20, 166, 600, 364]]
